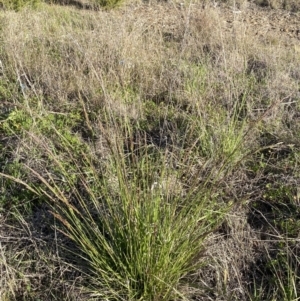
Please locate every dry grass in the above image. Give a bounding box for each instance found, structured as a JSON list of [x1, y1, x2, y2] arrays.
[[0, 0, 300, 300]]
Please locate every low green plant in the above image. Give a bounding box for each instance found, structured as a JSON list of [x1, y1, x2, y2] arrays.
[[2, 109, 33, 134], [0, 0, 40, 11], [0, 105, 85, 213]]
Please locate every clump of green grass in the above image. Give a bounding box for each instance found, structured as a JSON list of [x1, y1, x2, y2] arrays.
[[0, 81, 250, 299], [11, 111, 237, 300]]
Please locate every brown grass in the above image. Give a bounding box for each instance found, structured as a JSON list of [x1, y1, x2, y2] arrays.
[[0, 0, 300, 300]]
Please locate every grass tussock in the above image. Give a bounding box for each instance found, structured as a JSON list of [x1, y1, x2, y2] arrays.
[[0, 1, 300, 300]]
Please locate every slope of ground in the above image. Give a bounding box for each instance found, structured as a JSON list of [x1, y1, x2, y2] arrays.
[[0, 1, 299, 300]]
